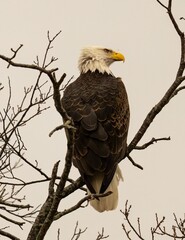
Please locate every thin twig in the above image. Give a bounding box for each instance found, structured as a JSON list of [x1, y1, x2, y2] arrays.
[[96, 228, 109, 240], [49, 120, 76, 137], [70, 221, 87, 240], [121, 201, 144, 240], [135, 137, 171, 150], [7, 44, 23, 68], [151, 213, 165, 238], [0, 53, 58, 73], [122, 223, 132, 240], [57, 228, 60, 240], [126, 155, 143, 170], [156, 0, 168, 10]]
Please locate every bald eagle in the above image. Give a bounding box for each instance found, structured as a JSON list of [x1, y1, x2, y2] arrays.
[[62, 46, 130, 212]]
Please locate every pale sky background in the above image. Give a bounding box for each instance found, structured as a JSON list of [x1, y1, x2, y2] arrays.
[[0, 0, 185, 239]]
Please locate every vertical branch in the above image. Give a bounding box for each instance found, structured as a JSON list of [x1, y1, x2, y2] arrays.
[[166, 0, 185, 79], [26, 162, 59, 240], [35, 127, 75, 240]]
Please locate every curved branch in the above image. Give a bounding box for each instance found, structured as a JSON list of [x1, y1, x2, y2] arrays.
[[127, 1, 185, 154], [54, 191, 112, 220], [127, 75, 185, 154], [0, 229, 20, 240]]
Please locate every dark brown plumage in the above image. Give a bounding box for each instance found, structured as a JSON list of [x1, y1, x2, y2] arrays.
[[62, 70, 129, 192]]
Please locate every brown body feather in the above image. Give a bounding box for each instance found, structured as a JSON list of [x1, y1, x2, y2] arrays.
[[62, 70, 130, 196]]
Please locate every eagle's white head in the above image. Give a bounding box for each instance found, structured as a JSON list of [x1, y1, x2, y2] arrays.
[[78, 46, 125, 75]]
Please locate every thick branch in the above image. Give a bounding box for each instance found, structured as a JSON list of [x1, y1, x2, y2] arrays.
[[26, 163, 58, 240], [34, 129, 75, 239], [27, 112, 76, 240]]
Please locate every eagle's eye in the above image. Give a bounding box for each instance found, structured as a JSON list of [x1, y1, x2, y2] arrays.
[[104, 48, 112, 54]]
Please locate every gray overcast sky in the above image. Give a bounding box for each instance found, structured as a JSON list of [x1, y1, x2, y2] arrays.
[[0, 1, 185, 239]]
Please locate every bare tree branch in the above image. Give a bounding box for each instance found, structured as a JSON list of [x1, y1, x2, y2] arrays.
[[70, 221, 87, 240], [121, 201, 145, 240], [121, 202, 185, 239], [127, 0, 185, 154], [0, 229, 20, 240], [170, 85, 185, 98], [151, 214, 166, 239], [0, 53, 58, 73], [156, 0, 168, 10], [0, 31, 63, 239], [134, 137, 171, 150], [167, 0, 184, 37], [96, 228, 109, 240], [127, 76, 185, 155], [49, 120, 76, 137], [8, 44, 23, 68], [126, 155, 143, 170], [54, 191, 112, 220], [0, 212, 24, 227]]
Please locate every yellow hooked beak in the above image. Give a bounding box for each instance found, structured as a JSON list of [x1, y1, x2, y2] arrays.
[[111, 51, 125, 62]]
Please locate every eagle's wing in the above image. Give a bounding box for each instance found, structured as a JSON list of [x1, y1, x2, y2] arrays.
[[62, 72, 129, 194]]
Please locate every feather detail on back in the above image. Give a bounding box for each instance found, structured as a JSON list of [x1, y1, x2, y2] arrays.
[[88, 166, 123, 212]]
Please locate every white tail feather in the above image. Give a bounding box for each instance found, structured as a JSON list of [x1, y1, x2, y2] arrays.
[[88, 166, 123, 212]]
